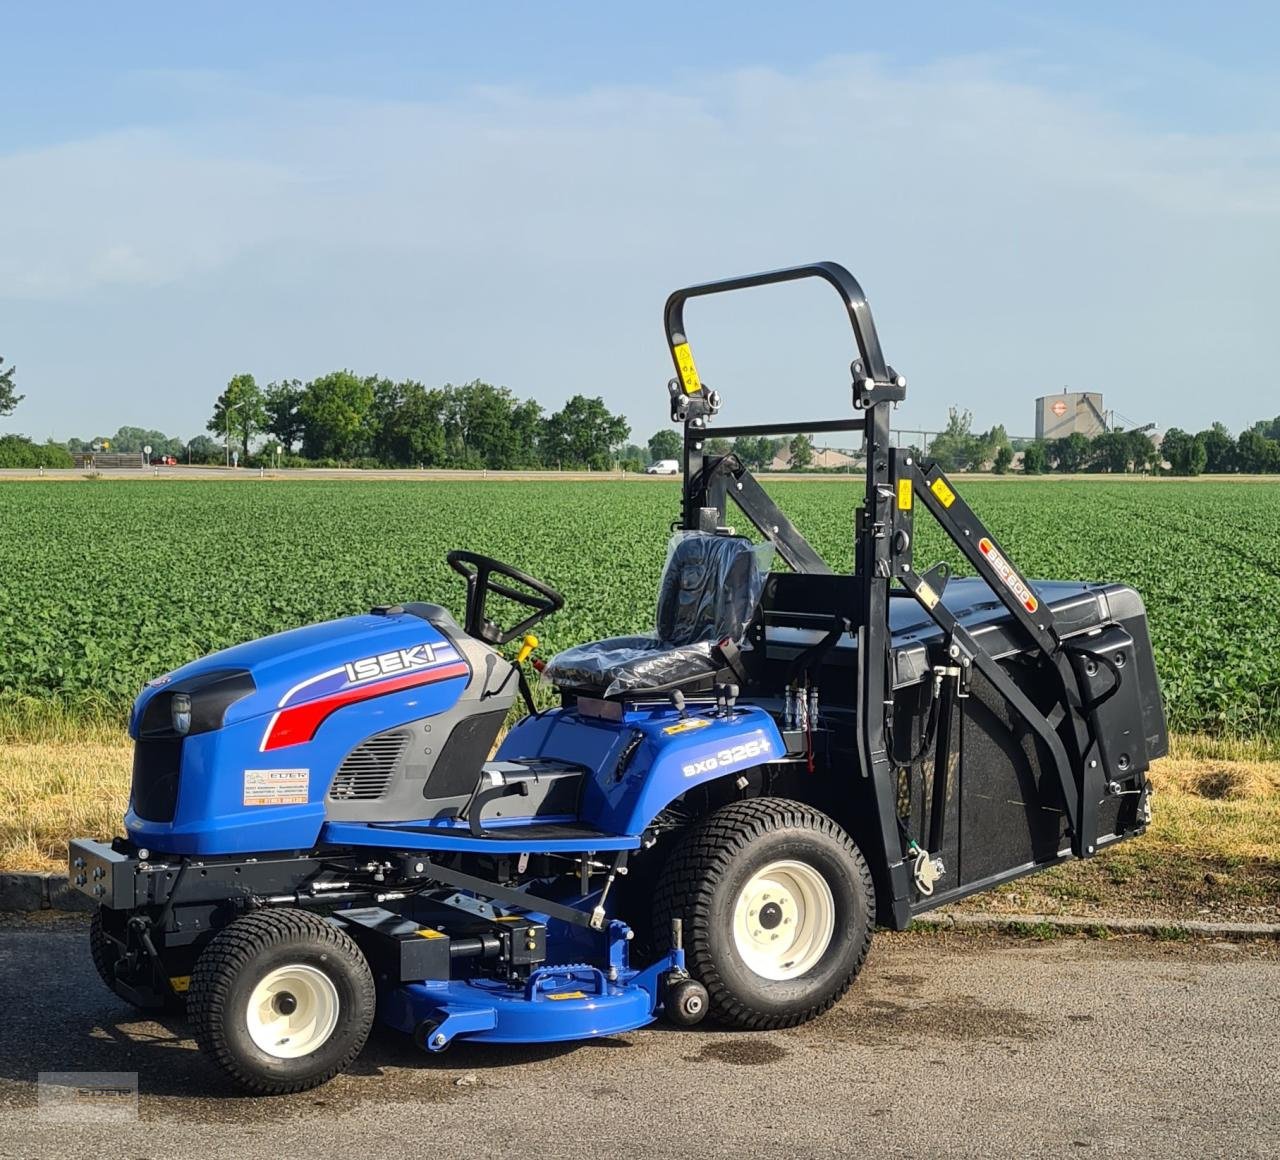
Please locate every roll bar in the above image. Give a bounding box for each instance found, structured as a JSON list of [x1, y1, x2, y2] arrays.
[[663, 261, 892, 393]]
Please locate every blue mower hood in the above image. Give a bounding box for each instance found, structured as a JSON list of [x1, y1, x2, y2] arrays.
[[126, 607, 475, 855]]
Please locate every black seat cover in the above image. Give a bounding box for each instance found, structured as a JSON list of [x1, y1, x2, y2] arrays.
[[543, 533, 768, 695]]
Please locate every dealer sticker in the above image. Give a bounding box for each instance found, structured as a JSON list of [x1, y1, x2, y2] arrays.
[[662, 717, 712, 735], [243, 768, 310, 806]]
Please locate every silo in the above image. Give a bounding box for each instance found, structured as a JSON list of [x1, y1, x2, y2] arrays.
[[1034, 392, 1106, 440]]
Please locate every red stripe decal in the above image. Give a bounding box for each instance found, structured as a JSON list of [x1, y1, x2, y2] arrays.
[[263, 661, 470, 751]]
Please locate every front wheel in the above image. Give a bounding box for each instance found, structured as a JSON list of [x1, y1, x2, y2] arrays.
[[652, 798, 875, 1029], [188, 908, 374, 1095]]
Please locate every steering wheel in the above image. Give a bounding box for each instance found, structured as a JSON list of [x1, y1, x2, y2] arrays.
[[446, 550, 565, 646]]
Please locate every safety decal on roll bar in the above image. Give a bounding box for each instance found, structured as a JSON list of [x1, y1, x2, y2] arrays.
[[673, 342, 702, 395], [896, 477, 913, 510], [978, 537, 1039, 613], [929, 477, 956, 508]]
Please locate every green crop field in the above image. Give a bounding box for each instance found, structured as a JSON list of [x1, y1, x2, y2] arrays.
[[1, 478, 1277, 741]]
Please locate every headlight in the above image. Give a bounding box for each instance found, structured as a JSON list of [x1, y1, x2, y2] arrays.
[[171, 693, 192, 736]]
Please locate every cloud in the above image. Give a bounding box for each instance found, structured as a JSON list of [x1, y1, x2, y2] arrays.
[[2, 53, 1277, 437]]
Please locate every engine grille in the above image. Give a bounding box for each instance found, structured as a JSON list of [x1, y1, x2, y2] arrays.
[[130, 737, 184, 822], [328, 731, 410, 801]]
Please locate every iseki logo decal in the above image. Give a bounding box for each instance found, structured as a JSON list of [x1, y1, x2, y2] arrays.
[[343, 644, 440, 685], [261, 640, 470, 751]]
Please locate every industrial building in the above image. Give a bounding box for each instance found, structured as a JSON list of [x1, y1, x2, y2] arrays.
[[1035, 391, 1107, 441]]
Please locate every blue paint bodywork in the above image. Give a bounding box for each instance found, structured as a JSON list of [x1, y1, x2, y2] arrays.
[[495, 704, 785, 836], [125, 612, 470, 855], [125, 603, 782, 856]]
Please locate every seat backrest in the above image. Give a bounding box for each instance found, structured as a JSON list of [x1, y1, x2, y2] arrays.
[[654, 533, 765, 647]]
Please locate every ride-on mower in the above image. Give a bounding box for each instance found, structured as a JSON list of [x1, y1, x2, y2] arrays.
[[71, 262, 1166, 1094]]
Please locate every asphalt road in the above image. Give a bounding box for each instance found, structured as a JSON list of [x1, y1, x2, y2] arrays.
[[0, 916, 1275, 1159]]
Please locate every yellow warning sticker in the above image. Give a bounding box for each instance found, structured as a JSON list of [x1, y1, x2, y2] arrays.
[[915, 581, 940, 609], [548, 990, 588, 1001], [169, 975, 191, 994], [897, 478, 913, 510], [930, 477, 956, 508], [662, 717, 712, 735], [414, 928, 446, 939], [673, 342, 702, 395]]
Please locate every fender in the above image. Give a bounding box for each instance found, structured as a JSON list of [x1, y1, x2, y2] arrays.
[[496, 705, 785, 837]]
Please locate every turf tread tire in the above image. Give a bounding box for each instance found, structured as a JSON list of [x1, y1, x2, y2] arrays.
[[188, 907, 374, 1095], [652, 797, 874, 1030]]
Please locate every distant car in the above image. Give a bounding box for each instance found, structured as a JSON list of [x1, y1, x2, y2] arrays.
[[645, 459, 680, 475], [152, 455, 178, 466]]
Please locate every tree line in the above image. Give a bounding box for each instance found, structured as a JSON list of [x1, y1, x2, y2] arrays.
[[920, 408, 1280, 476], [4, 350, 1280, 476], [200, 373, 631, 470]]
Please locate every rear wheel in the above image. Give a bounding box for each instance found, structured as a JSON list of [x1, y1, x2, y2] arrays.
[[188, 908, 374, 1094], [652, 797, 874, 1029]]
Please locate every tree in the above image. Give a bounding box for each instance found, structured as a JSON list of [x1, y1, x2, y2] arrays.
[[1161, 427, 1207, 476], [208, 373, 266, 463], [185, 434, 222, 464], [299, 370, 374, 461], [0, 356, 23, 418], [1088, 431, 1131, 474], [731, 435, 780, 470], [992, 445, 1013, 474], [509, 399, 544, 468], [1022, 440, 1048, 475], [1050, 432, 1091, 473], [1249, 415, 1280, 441], [439, 381, 525, 468], [263, 380, 306, 451], [0, 435, 71, 467], [929, 408, 986, 472], [1126, 430, 1158, 473], [105, 426, 183, 457], [540, 395, 629, 470], [704, 437, 732, 456], [1198, 423, 1235, 474], [1234, 428, 1280, 474], [647, 429, 682, 463], [371, 380, 447, 466], [979, 423, 1010, 469], [788, 433, 814, 469]]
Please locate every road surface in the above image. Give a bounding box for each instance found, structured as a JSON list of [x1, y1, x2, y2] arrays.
[[0, 916, 1274, 1159]]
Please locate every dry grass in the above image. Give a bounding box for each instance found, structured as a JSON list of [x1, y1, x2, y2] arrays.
[[1, 733, 1277, 926], [955, 752, 1280, 922], [0, 735, 131, 870]]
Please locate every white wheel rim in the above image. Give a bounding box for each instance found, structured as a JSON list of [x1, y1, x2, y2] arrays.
[[245, 964, 340, 1059], [732, 859, 836, 981]]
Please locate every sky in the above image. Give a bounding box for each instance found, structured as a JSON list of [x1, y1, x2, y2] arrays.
[[1, 1, 1277, 445]]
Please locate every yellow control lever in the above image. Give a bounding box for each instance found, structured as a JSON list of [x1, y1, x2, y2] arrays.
[[515, 633, 539, 664]]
